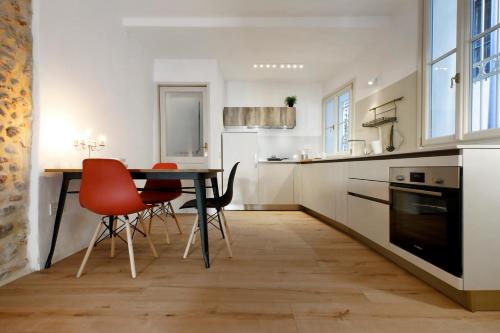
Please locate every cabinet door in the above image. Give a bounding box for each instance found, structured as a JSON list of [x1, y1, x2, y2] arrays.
[[258, 164, 295, 204], [348, 194, 389, 247], [334, 163, 348, 225], [301, 163, 335, 218], [222, 132, 258, 205]]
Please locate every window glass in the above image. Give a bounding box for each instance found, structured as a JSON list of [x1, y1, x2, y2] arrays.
[[432, 0, 457, 59], [324, 100, 335, 154], [430, 54, 457, 137], [337, 91, 350, 152], [470, 0, 500, 132], [323, 85, 352, 155], [426, 0, 457, 139]]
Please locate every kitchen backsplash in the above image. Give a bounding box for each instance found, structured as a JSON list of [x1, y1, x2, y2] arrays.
[[257, 135, 322, 159]]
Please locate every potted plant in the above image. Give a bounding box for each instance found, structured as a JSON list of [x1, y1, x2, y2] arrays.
[[284, 96, 297, 107]]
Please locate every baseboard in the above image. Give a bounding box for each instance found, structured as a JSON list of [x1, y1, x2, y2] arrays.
[[225, 204, 301, 211]]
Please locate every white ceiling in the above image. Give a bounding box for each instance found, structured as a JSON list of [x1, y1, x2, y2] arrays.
[[120, 0, 417, 81]]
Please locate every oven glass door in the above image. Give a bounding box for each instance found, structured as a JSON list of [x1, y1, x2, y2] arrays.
[[390, 184, 462, 277]]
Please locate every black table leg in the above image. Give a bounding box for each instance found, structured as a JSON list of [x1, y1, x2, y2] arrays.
[[194, 176, 210, 268], [44, 174, 71, 269]]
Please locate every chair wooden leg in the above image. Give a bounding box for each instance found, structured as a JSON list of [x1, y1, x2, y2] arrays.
[[183, 216, 198, 259], [77, 221, 104, 278], [168, 201, 182, 234], [219, 212, 233, 258], [148, 208, 153, 233], [124, 216, 137, 279], [220, 209, 232, 244], [138, 211, 158, 258], [161, 204, 171, 244], [110, 217, 117, 258]]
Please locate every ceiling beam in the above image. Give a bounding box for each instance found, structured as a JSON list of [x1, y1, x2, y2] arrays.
[[122, 16, 392, 29]]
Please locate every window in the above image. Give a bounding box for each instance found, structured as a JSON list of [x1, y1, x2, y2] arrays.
[[424, 0, 459, 141], [422, 0, 500, 144], [323, 84, 352, 155], [470, 0, 500, 132]]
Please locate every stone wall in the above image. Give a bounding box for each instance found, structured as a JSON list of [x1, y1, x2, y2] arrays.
[[0, 0, 32, 282]]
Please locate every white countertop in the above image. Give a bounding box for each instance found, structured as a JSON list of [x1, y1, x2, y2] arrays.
[[259, 144, 500, 164]]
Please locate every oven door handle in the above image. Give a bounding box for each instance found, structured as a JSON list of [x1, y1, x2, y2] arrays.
[[389, 186, 443, 197]]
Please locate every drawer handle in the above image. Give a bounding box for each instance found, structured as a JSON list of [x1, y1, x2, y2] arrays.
[[389, 186, 442, 197]]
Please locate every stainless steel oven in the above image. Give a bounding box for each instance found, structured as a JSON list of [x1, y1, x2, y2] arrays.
[[389, 167, 462, 277]]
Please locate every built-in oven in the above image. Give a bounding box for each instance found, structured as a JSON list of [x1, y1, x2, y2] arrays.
[[389, 167, 462, 277]]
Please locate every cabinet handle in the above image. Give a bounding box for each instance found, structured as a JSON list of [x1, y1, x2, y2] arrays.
[[254, 153, 258, 168], [389, 186, 442, 197]]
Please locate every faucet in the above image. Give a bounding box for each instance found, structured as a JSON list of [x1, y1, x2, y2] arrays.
[[347, 139, 367, 156]]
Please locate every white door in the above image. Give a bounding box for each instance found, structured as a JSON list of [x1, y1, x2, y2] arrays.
[[159, 86, 208, 168], [222, 132, 259, 208]]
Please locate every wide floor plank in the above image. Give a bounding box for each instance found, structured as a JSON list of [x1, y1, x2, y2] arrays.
[[0, 211, 499, 333]]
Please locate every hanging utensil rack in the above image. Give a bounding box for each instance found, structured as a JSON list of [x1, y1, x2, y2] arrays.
[[362, 96, 403, 128]]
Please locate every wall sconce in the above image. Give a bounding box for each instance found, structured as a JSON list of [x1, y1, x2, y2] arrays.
[[368, 77, 379, 86], [74, 134, 106, 158]]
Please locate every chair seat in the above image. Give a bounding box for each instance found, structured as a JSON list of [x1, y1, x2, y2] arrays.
[[140, 191, 181, 205], [180, 197, 223, 210]]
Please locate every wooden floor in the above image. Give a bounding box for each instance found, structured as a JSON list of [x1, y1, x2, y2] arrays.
[[1, 211, 499, 333]]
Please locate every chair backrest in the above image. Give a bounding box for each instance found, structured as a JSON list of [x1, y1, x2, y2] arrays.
[[220, 162, 239, 207], [80, 159, 145, 216], [141, 162, 182, 203]]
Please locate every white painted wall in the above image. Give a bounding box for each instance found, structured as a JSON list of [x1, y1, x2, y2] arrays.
[[154, 59, 225, 169], [30, 0, 155, 269], [322, 1, 419, 102], [322, 0, 420, 152], [225, 81, 323, 157]]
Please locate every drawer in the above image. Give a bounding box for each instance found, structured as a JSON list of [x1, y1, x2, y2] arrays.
[[347, 178, 389, 201], [348, 160, 391, 182], [348, 194, 389, 247]]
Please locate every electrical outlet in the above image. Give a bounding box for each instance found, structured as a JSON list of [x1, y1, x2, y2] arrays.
[[49, 202, 58, 216]]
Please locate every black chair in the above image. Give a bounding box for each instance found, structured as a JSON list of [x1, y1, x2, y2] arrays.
[[180, 162, 239, 259]]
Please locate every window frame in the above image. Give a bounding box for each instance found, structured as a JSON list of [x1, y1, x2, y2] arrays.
[[322, 82, 354, 156], [421, 0, 500, 146], [421, 0, 465, 146], [463, 0, 500, 141]]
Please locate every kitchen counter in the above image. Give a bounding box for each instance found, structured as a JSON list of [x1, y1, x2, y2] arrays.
[[265, 144, 500, 165]]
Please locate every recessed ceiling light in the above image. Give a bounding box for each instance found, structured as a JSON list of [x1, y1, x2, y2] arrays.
[[259, 64, 264, 68], [280, 64, 285, 68], [272, 64, 277, 68], [299, 64, 304, 69], [253, 64, 258, 68], [266, 64, 271, 68], [286, 64, 291, 68], [292, 64, 298, 69]]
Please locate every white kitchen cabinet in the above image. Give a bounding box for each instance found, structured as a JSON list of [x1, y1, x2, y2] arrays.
[[333, 162, 348, 225], [258, 163, 295, 204], [222, 132, 259, 207], [301, 163, 335, 218], [347, 194, 389, 247], [300, 162, 348, 224]]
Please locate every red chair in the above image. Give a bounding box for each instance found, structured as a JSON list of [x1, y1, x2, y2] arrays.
[[140, 163, 183, 244], [77, 159, 158, 279]]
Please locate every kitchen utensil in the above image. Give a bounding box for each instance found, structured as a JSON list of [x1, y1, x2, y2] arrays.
[[386, 125, 395, 152]]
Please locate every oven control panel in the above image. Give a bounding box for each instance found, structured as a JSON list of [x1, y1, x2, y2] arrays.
[[389, 166, 461, 189]]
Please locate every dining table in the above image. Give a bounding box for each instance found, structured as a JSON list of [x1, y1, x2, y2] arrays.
[[43, 167, 223, 269]]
